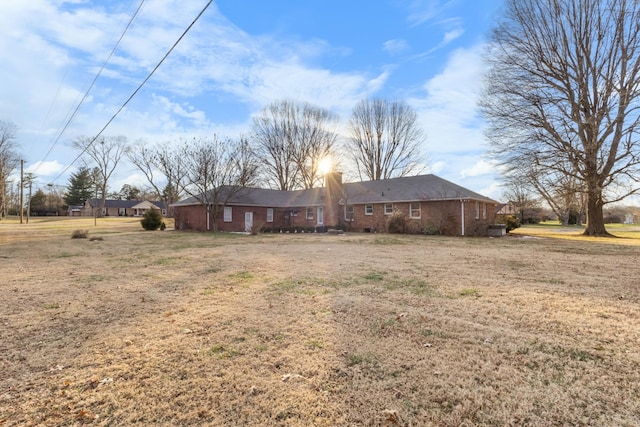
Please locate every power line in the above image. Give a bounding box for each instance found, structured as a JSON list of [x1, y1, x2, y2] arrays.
[[51, 0, 214, 184], [35, 0, 147, 170]]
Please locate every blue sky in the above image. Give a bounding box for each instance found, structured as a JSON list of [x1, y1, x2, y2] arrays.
[[0, 0, 505, 198]]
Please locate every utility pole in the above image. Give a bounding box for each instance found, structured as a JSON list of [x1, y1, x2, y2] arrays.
[[25, 173, 34, 224], [19, 160, 23, 224]]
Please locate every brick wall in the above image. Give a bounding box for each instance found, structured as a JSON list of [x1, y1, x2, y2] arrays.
[[343, 200, 497, 236], [174, 204, 208, 231], [174, 199, 498, 235]]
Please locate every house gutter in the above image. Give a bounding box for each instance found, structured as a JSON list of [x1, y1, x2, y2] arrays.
[[206, 203, 211, 231], [460, 199, 465, 237]]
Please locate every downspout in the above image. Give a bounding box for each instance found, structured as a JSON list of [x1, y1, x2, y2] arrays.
[[206, 203, 211, 231], [460, 199, 465, 237]]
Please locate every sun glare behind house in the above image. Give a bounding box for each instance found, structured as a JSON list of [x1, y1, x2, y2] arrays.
[[319, 157, 332, 175]]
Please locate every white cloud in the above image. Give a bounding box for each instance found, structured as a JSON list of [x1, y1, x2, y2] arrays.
[[479, 182, 503, 201], [443, 27, 464, 44], [0, 0, 502, 196], [26, 161, 65, 177], [404, 44, 503, 196], [425, 161, 446, 174], [383, 39, 410, 55], [461, 159, 498, 178], [410, 45, 488, 156], [111, 172, 152, 192], [152, 95, 208, 127], [234, 61, 388, 115]]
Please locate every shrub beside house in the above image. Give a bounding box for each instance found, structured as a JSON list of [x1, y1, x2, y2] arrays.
[[171, 173, 499, 236]]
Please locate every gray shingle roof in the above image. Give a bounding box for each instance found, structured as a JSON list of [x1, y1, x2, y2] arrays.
[[172, 187, 326, 208], [342, 174, 496, 204], [171, 174, 497, 207], [88, 199, 166, 209]]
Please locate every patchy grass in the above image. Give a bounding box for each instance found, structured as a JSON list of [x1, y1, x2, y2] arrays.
[[512, 222, 640, 244], [43, 303, 60, 309], [1, 218, 639, 426], [458, 288, 481, 297], [363, 271, 386, 281]]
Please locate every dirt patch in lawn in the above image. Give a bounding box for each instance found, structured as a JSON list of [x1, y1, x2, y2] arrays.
[[1, 218, 639, 426]]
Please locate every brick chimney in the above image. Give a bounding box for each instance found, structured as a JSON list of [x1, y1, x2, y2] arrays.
[[324, 172, 343, 227]]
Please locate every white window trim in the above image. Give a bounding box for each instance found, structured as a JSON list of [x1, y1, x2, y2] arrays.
[[409, 202, 421, 219], [365, 204, 373, 215], [266, 208, 274, 223], [384, 203, 393, 215], [224, 206, 232, 222], [306, 207, 314, 220], [475, 201, 480, 220], [482, 203, 487, 220]]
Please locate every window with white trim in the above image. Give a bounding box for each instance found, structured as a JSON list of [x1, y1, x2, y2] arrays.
[[482, 203, 487, 219], [384, 203, 393, 215], [365, 204, 373, 215], [344, 205, 354, 221], [224, 206, 232, 222], [409, 202, 421, 219], [306, 207, 314, 220], [475, 201, 480, 219], [266, 208, 274, 223], [118, 207, 125, 216]]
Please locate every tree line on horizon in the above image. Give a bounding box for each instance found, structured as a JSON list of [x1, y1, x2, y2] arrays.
[[0, 97, 427, 224], [2, 0, 640, 237]]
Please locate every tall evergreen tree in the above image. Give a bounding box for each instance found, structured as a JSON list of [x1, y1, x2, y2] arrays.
[[29, 189, 47, 213], [64, 167, 96, 206]]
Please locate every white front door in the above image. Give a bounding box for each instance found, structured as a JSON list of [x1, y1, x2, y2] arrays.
[[245, 212, 253, 232], [317, 207, 324, 225]]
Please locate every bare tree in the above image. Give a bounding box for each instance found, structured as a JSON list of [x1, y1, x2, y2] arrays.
[[482, 0, 640, 236], [292, 107, 339, 189], [346, 98, 425, 181], [72, 135, 129, 217], [501, 175, 542, 225], [521, 159, 587, 225], [252, 100, 339, 190], [233, 137, 261, 188], [0, 120, 19, 219], [181, 136, 259, 231], [128, 140, 189, 217]]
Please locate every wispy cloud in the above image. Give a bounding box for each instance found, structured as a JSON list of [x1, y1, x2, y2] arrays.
[[0, 0, 502, 197], [443, 27, 464, 44], [407, 0, 457, 27], [0, 1, 386, 147], [406, 44, 500, 195], [383, 39, 410, 55], [410, 18, 464, 60], [411, 44, 487, 149]]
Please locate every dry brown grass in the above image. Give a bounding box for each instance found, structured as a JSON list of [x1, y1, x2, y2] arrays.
[[1, 218, 639, 426]]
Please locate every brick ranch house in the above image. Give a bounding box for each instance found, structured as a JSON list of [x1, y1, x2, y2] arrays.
[[69, 199, 167, 217], [172, 173, 499, 236]]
